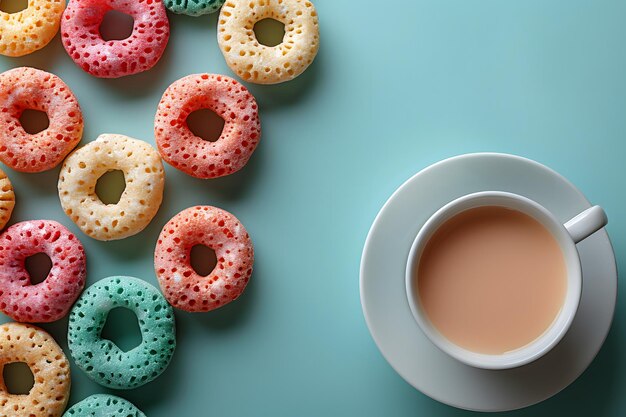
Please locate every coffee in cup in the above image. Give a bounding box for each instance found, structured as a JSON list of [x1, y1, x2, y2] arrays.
[[406, 191, 607, 369]]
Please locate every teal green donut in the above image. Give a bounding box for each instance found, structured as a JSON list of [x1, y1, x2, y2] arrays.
[[164, 0, 225, 16], [67, 276, 176, 390], [63, 394, 146, 417]]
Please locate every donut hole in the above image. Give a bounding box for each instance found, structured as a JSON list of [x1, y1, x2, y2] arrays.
[[96, 170, 126, 205], [253, 18, 285, 47], [19, 109, 49, 134], [2, 362, 34, 395], [190, 244, 217, 277], [25, 252, 52, 285], [99, 10, 135, 41], [186, 109, 225, 142], [0, 0, 28, 14], [101, 307, 142, 352]]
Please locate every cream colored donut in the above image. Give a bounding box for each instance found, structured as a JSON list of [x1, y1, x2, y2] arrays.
[[0, 168, 14, 230], [58, 134, 165, 241], [218, 0, 319, 84], [0, 0, 64, 57], [0, 322, 71, 417]]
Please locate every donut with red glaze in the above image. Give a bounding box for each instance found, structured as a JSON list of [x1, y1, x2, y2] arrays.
[[154, 206, 253, 312], [154, 74, 260, 179], [0, 220, 86, 322], [0, 67, 83, 173], [61, 0, 169, 78]]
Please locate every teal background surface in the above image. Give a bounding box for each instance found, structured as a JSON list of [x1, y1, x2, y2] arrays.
[[1, 0, 625, 415]]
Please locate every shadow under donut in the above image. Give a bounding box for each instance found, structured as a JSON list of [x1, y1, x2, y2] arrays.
[[95, 212, 166, 262], [178, 270, 259, 332], [0, 34, 66, 71], [244, 41, 324, 111], [119, 357, 185, 412], [159, 127, 266, 204], [203, 136, 266, 201], [168, 6, 220, 29], [11, 165, 62, 196], [97, 49, 174, 98]]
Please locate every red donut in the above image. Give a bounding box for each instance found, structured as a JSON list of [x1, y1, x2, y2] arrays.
[[154, 74, 261, 179], [61, 0, 169, 78], [154, 206, 254, 312], [0, 220, 87, 323], [0, 67, 84, 173]]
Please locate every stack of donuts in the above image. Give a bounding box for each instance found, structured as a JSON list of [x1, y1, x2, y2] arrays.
[[0, 0, 319, 415]]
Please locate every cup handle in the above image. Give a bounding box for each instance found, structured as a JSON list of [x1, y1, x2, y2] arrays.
[[564, 206, 608, 244]]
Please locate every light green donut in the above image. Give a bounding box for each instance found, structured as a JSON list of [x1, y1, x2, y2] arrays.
[[63, 394, 146, 417], [164, 0, 225, 17], [67, 276, 176, 389]]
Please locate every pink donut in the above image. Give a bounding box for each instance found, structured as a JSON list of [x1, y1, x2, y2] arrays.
[[0, 67, 84, 173], [61, 0, 169, 78], [154, 74, 261, 179], [0, 220, 86, 322], [154, 206, 253, 312]]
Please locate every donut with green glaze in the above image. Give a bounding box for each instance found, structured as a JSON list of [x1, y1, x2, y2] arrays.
[[164, 0, 224, 16], [67, 276, 176, 389], [63, 394, 146, 417]]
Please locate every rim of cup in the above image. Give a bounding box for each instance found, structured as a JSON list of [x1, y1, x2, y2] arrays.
[[405, 191, 582, 370]]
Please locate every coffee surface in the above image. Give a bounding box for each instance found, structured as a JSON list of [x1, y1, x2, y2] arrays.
[[417, 206, 567, 354]]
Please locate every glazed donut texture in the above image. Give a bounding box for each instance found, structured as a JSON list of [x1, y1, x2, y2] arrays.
[[68, 276, 176, 389], [0, 220, 86, 322], [155, 206, 254, 312], [155, 74, 261, 179], [63, 394, 146, 417], [61, 0, 170, 78], [0, 168, 15, 230], [218, 0, 319, 84], [0, 322, 71, 417], [0, 0, 64, 57], [58, 134, 165, 241], [0, 67, 84, 173], [165, 0, 224, 16]]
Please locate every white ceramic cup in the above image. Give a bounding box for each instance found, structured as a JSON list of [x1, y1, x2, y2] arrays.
[[405, 191, 608, 370]]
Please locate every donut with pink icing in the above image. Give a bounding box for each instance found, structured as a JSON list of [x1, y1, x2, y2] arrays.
[[0, 220, 87, 322], [154, 206, 254, 312], [154, 74, 261, 179], [0, 67, 83, 173], [61, 0, 169, 78]]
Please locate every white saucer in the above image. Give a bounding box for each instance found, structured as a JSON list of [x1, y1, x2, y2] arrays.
[[360, 153, 617, 412]]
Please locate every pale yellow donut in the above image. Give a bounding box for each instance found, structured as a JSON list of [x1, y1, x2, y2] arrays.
[[58, 134, 165, 241], [0, 0, 64, 57], [0, 168, 14, 230], [0, 322, 71, 417], [218, 0, 319, 84]]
